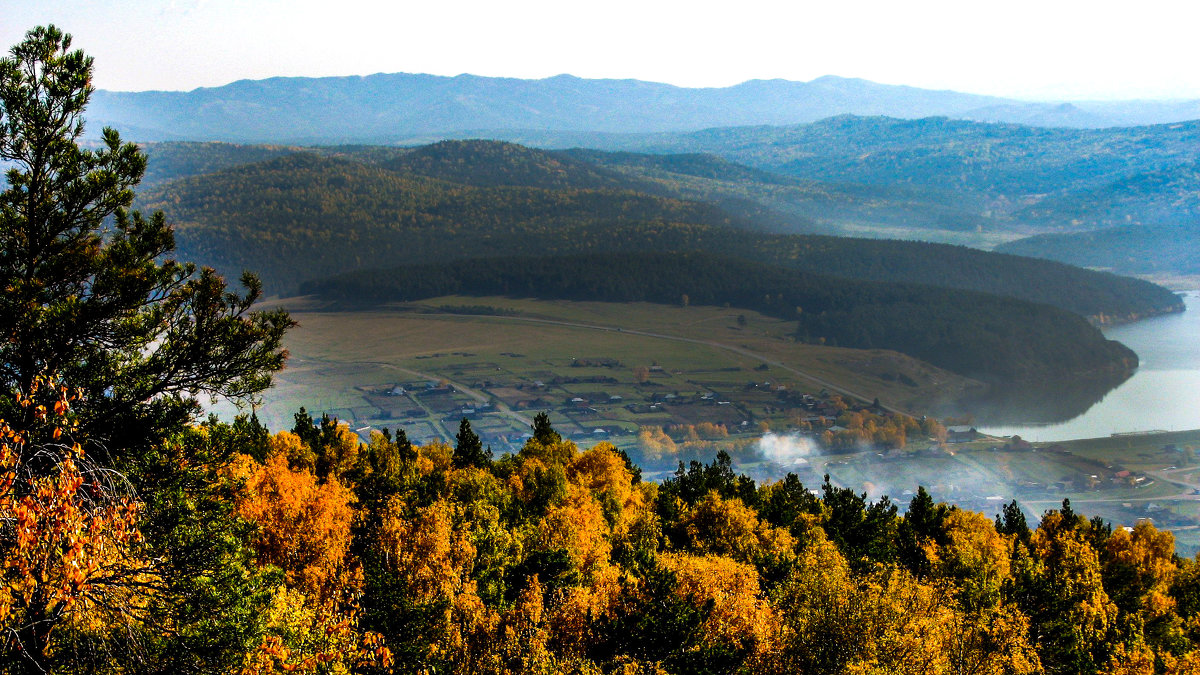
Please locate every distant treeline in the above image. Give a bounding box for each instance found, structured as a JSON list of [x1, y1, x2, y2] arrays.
[[999, 223, 1200, 276], [301, 251, 1137, 384]]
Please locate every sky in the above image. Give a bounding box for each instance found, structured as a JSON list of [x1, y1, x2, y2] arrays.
[[4, 0, 1200, 101]]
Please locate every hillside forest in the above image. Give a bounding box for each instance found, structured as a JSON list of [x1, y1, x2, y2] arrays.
[[129, 139, 1180, 387]]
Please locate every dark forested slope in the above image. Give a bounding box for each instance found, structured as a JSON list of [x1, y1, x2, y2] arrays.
[[376, 139, 634, 190], [301, 252, 1138, 385], [143, 152, 742, 294], [142, 143, 1181, 322], [997, 224, 1200, 276]]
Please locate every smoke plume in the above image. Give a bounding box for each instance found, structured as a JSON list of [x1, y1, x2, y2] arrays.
[[757, 432, 821, 465]]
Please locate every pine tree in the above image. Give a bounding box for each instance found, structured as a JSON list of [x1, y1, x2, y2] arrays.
[[532, 411, 561, 444], [0, 25, 293, 460], [0, 25, 293, 672], [453, 417, 490, 468]]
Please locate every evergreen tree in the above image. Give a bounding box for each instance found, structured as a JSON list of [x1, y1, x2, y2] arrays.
[[0, 25, 291, 672], [996, 499, 1032, 546], [0, 25, 293, 459], [898, 486, 948, 578], [531, 411, 561, 444], [453, 417, 490, 468]]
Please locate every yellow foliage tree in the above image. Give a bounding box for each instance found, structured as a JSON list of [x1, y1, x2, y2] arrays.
[[538, 483, 612, 579], [935, 507, 1013, 611], [679, 491, 796, 566], [235, 447, 358, 603], [1106, 520, 1180, 642], [0, 379, 155, 670], [661, 552, 777, 658], [239, 584, 392, 675], [636, 426, 676, 462], [377, 497, 495, 665], [762, 529, 1038, 675]]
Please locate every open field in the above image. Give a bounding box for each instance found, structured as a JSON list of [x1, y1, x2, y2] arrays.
[[234, 296, 980, 456]]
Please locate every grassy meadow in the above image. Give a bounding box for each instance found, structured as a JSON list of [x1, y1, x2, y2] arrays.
[[239, 296, 976, 439]]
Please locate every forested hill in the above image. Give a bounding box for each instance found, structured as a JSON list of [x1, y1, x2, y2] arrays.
[[591, 116, 1200, 232], [376, 140, 634, 190], [143, 152, 743, 291], [300, 251, 1137, 385], [139, 141, 303, 187], [997, 223, 1200, 276], [142, 140, 1181, 322], [750, 236, 1183, 323]]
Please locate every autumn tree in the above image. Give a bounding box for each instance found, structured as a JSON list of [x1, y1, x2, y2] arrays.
[[233, 447, 358, 603], [587, 553, 714, 671], [1102, 521, 1183, 652], [1013, 509, 1117, 674], [0, 379, 152, 673]]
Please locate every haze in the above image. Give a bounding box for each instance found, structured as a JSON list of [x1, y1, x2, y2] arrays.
[[6, 0, 1200, 101]]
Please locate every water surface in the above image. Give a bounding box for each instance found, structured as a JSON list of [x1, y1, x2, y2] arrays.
[[980, 291, 1200, 441]]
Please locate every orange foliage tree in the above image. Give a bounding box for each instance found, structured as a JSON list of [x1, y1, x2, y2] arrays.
[[233, 434, 393, 674], [234, 444, 359, 603], [0, 379, 155, 671]]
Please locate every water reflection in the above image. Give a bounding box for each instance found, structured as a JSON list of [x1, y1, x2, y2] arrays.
[[975, 291, 1200, 441], [945, 369, 1133, 426]]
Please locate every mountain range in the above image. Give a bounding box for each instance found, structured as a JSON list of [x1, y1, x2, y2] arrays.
[[88, 73, 1200, 145]]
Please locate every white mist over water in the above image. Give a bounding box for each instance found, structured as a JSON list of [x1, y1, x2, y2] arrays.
[[757, 432, 821, 465]]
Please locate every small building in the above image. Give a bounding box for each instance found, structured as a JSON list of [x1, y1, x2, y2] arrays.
[[947, 426, 979, 443]]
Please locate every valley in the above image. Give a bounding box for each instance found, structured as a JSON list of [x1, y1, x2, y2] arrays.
[[243, 295, 979, 456], [239, 294, 1200, 556], [11, 14, 1200, 670]]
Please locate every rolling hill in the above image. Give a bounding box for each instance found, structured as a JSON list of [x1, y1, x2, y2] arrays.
[[299, 251, 1140, 385], [137, 119, 1200, 278], [997, 224, 1200, 276], [139, 141, 1181, 324], [123, 136, 1192, 388]]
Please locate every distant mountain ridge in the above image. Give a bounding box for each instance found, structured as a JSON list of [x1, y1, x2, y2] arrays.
[[88, 72, 1200, 144]]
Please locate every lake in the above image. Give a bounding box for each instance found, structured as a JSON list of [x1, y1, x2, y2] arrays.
[[979, 291, 1200, 441]]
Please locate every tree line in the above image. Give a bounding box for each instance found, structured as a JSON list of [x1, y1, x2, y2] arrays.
[[302, 251, 1137, 384]]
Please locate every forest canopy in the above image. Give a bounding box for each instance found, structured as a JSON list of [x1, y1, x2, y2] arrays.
[[136, 140, 1182, 323]]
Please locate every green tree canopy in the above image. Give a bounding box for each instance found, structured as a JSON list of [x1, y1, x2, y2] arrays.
[[453, 417, 490, 469], [0, 25, 293, 461]]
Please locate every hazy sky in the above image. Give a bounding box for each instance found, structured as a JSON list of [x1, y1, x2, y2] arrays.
[[4, 0, 1199, 100]]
